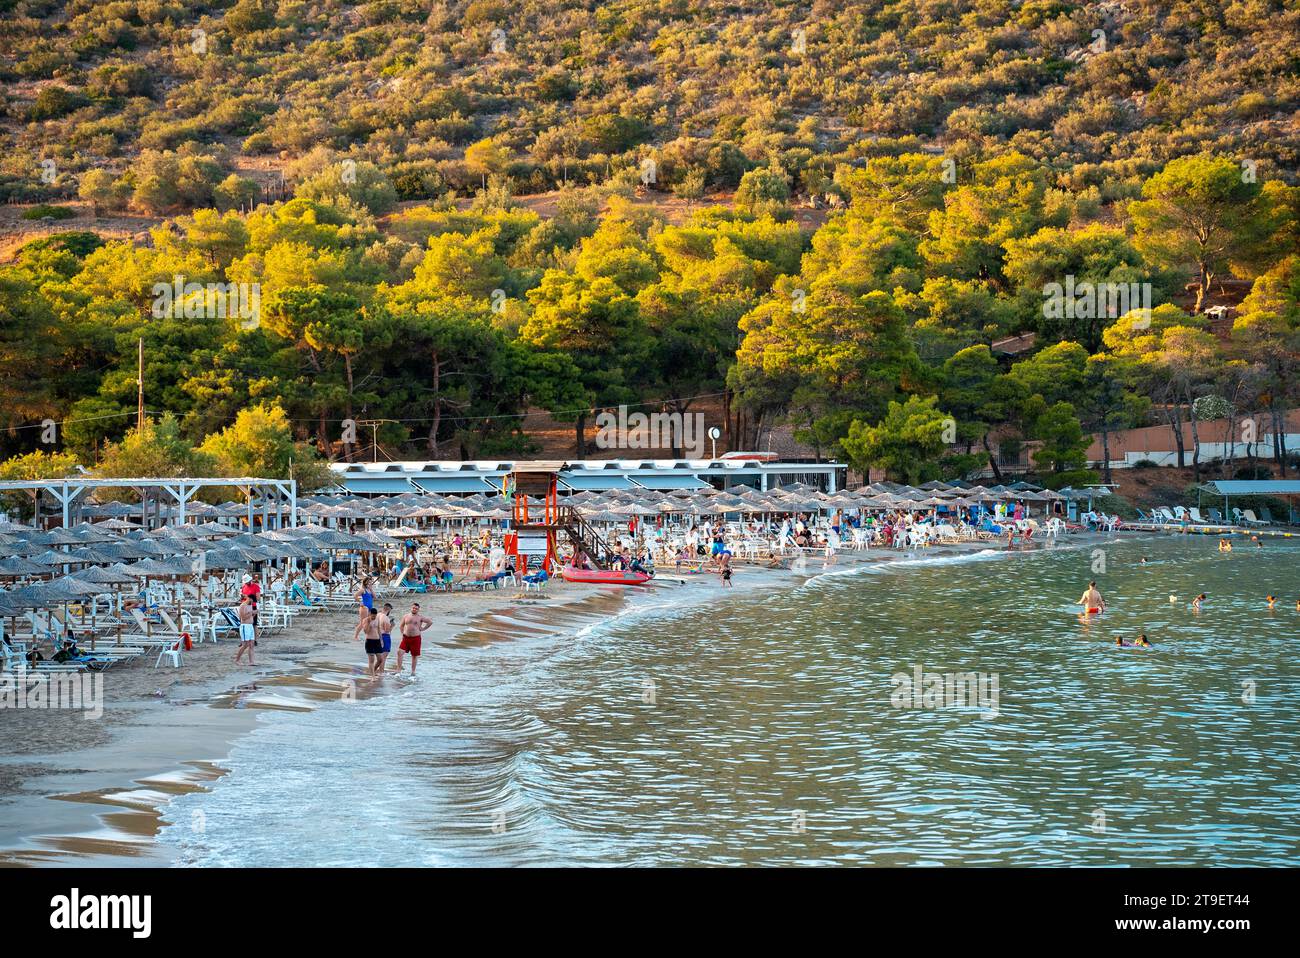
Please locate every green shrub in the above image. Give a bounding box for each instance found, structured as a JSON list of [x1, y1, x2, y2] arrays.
[[28, 85, 85, 120], [20, 203, 76, 220]]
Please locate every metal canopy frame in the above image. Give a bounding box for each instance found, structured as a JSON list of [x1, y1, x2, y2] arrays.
[[1197, 480, 1299, 523], [0, 477, 298, 529]]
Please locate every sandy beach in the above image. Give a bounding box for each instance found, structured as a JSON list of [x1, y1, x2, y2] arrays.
[[0, 580, 620, 865], [0, 533, 1117, 866]]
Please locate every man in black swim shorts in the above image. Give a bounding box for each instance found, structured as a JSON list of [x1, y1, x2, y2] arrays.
[[353, 607, 384, 676]]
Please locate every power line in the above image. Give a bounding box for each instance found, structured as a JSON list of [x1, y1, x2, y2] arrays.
[[5, 410, 157, 433], [272, 391, 732, 425], [7, 389, 733, 431], [7, 388, 729, 435]]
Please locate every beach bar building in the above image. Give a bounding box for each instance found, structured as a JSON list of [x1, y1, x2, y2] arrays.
[[330, 456, 847, 497]]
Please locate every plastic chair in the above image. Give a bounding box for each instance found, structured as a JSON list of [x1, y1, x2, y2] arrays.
[[155, 638, 183, 668]]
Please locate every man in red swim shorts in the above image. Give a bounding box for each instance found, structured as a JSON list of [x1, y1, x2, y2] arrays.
[[396, 602, 433, 676], [1078, 580, 1106, 614]]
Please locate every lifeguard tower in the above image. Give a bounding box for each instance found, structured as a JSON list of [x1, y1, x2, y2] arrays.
[[501, 461, 611, 572]]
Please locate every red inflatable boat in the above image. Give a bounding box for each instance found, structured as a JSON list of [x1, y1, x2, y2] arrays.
[[560, 565, 653, 586]]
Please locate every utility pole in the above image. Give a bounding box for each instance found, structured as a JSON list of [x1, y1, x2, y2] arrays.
[[137, 337, 144, 432], [357, 419, 398, 462]]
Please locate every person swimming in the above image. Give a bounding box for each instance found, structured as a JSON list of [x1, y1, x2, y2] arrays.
[[1139, 556, 1148, 565], [1192, 592, 1207, 611], [1135, 633, 1151, 648], [1218, 538, 1232, 552], [1267, 595, 1276, 609]]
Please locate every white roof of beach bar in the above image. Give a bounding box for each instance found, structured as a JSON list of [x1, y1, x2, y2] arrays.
[[331, 457, 847, 496]]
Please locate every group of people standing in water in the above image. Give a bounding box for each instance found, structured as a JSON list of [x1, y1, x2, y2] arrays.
[[350, 578, 433, 678]]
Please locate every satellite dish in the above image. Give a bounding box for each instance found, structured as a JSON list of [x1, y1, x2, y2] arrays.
[[708, 427, 721, 440]]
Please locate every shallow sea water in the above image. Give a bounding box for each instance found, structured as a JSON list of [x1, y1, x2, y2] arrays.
[[157, 536, 1300, 866]]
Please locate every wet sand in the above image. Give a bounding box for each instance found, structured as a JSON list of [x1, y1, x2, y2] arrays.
[[0, 533, 1120, 866], [0, 584, 610, 866]]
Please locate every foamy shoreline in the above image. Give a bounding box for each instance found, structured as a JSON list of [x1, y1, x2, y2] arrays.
[[0, 531, 1131, 866]]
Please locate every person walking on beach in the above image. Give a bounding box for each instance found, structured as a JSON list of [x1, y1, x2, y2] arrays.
[[1078, 581, 1106, 614], [396, 602, 433, 676], [355, 577, 376, 613], [823, 532, 838, 568], [234, 595, 257, 666], [353, 607, 384, 676], [241, 573, 261, 644], [377, 603, 395, 673]]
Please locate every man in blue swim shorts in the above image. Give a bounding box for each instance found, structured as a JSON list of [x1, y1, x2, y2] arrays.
[[377, 602, 394, 674]]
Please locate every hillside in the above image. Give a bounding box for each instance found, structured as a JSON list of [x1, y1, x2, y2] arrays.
[[0, 0, 1297, 494], [2, 0, 1297, 216]]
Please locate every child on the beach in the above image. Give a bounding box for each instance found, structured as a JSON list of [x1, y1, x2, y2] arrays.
[[718, 552, 733, 587]]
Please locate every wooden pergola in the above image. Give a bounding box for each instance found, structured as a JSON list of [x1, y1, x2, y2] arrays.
[[0, 476, 298, 530]]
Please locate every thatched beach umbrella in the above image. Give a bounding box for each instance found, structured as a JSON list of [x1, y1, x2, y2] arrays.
[[0, 556, 52, 578]]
